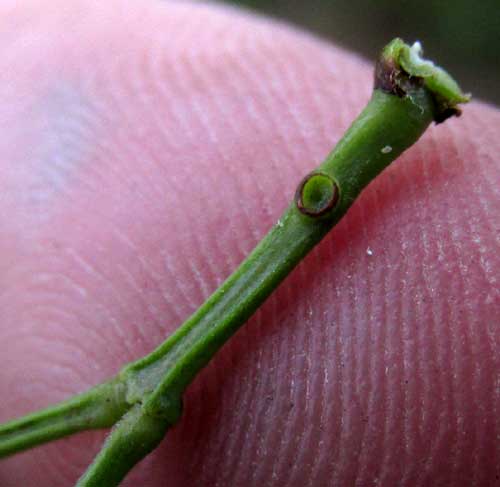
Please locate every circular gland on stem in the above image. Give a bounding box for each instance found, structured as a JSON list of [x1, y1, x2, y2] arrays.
[[295, 172, 339, 217]]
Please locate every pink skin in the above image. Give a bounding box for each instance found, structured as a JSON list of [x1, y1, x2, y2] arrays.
[[0, 1, 499, 486]]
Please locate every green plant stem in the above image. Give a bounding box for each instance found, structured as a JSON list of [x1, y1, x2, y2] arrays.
[[74, 65, 441, 487], [75, 405, 170, 487], [0, 39, 469, 486], [0, 380, 127, 458], [122, 88, 436, 413]]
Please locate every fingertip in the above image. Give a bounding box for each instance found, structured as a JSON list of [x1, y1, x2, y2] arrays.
[[1, 1, 499, 486]]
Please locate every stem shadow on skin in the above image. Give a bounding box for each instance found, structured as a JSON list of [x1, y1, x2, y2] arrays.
[[0, 38, 470, 487]]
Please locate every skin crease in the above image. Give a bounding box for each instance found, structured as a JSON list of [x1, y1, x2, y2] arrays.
[[0, 0, 499, 486]]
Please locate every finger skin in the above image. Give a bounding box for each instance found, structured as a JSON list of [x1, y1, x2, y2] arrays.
[[0, 1, 498, 486]]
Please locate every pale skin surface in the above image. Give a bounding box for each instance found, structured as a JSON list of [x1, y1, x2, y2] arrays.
[[0, 1, 499, 486]]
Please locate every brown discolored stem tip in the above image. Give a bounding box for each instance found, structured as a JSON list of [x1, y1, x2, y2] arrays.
[[295, 172, 339, 217], [374, 55, 423, 99], [373, 39, 470, 124]]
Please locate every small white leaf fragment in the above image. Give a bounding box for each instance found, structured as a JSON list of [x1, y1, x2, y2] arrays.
[[381, 145, 393, 154], [366, 247, 374, 256]]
